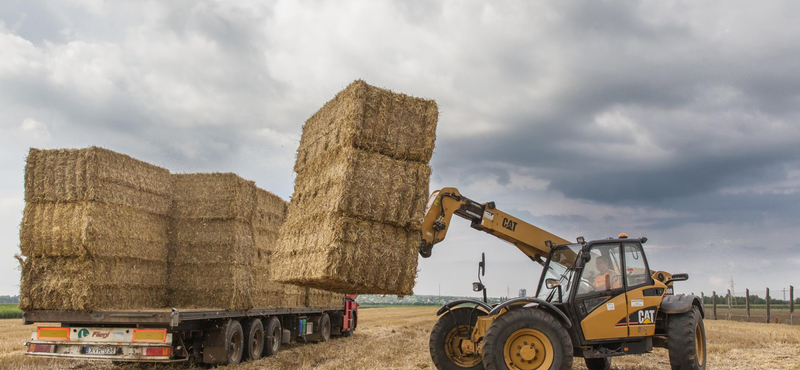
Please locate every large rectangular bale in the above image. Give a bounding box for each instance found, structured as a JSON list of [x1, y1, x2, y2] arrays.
[[306, 288, 343, 308], [19, 256, 167, 311], [24, 147, 172, 215], [19, 201, 169, 261], [295, 80, 438, 168], [291, 148, 430, 229], [171, 173, 256, 221], [168, 262, 253, 310], [168, 219, 254, 265], [272, 213, 418, 295]]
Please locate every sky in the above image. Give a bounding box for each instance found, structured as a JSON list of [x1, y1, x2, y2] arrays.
[[1, 0, 798, 299]]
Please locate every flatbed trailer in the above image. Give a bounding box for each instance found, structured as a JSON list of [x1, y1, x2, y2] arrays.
[[22, 295, 359, 364]]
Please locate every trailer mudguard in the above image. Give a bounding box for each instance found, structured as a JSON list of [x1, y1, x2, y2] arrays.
[[488, 297, 572, 328], [661, 294, 704, 317], [436, 299, 492, 316]]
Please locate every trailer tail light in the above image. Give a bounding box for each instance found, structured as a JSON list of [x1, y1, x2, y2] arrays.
[[28, 344, 55, 353], [132, 329, 167, 342], [37, 327, 70, 341], [144, 347, 172, 356]]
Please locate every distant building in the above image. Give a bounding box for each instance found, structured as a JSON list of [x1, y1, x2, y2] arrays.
[[518, 289, 527, 297]]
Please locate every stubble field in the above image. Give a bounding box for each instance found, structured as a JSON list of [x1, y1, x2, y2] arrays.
[[1, 307, 798, 370]]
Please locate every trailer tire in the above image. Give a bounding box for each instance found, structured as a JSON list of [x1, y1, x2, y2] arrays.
[[243, 318, 265, 361], [225, 319, 244, 365], [264, 317, 282, 357], [319, 313, 332, 342]]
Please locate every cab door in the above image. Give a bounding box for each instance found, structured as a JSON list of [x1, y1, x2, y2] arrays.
[[574, 243, 630, 340], [621, 242, 665, 337]]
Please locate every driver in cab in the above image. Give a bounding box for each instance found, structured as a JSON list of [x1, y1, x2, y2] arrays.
[[594, 255, 621, 291]]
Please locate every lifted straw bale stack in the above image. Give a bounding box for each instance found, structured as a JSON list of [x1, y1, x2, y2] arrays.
[[272, 80, 438, 295], [18, 147, 171, 311]]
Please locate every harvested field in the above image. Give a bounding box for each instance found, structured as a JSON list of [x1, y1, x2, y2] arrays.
[[2, 307, 799, 370], [273, 80, 438, 295]]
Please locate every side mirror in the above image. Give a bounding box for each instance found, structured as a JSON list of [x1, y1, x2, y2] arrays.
[[480, 253, 486, 276], [545, 278, 560, 290], [473, 282, 485, 292], [582, 253, 591, 263], [666, 273, 689, 285]]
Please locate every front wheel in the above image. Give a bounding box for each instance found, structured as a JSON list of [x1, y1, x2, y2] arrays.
[[482, 309, 573, 370], [430, 308, 486, 370], [667, 306, 706, 370]]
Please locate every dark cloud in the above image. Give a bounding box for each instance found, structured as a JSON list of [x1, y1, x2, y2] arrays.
[[1, 0, 799, 296]]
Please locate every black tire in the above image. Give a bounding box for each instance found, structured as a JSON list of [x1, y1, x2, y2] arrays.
[[264, 316, 282, 357], [225, 319, 244, 365], [243, 318, 264, 361], [430, 308, 486, 370], [482, 308, 573, 370], [585, 357, 612, 370], [667, 306, 706, 370], [318, 313, 331, 342]]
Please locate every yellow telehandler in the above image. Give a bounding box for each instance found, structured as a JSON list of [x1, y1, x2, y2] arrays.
[[420, 188, 706, 370]]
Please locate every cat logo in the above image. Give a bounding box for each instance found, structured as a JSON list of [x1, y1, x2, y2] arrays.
[[638, 309, 655, 325], [502, 218, 517, 232]]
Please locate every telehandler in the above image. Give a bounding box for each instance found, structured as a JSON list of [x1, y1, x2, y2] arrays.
[[420, 188, 706, 370]]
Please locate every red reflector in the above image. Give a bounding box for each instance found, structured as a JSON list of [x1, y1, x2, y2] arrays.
[[144, 347, 172, 356], [28, 344, 55, 353]]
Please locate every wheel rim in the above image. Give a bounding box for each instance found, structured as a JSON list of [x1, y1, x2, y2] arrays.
[[444, 325, 481, 367], [695, 323, 705, 366], [251, 327, 264, 358], [502, 328, 554, 370], [272, 325, 281, 352], [229, 330, 242, 362]]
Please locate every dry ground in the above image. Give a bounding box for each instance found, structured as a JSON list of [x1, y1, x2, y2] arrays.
[[1, 307, 798, 370]]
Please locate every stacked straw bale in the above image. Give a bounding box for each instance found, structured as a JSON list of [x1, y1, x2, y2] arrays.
[[168, 173, 258, 310], [19, 147, 172, 311], [306, 288, 344, 308], [272, 80, 438, 295]]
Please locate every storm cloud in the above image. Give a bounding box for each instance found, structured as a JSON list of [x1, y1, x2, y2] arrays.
[[1, 0, 798, 297]]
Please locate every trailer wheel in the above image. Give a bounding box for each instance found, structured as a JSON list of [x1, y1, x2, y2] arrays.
[[225, 319, 244, 364], [243, 318, 265, 361], [318, 314, 331, 342], [264, 317, 282, 356]]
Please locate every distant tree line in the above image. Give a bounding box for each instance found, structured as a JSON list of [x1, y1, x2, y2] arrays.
[[0, 295, 19, 303]]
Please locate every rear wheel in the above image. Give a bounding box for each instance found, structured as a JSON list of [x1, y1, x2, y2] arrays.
[[584, 357, 612, 370], [667, 306, 706, 370], [318, 313, 331, 342], [243, 318, 264, 361], [482, 309, 572, 370], [264, 317, 282, 357], [225, 319, 244, 364], [430, 308, 486, 370]]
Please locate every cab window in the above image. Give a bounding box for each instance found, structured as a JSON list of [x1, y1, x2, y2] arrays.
[[623, 243, 650, 287], [576, 244, 622, 296]]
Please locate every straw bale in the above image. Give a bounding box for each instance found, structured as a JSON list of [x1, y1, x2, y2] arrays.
[[306, 288, 343, 308], [295, 80, 438, 167], [19, 256, 167, 311], [19, 202, 169, 261], [291, 147, 430, 229], [25, 147, 172, 215], [169, 219, 254, 265], [253, 188, 288, 234], [169, 262, 253, 310], [272, 213, 418, 295], [171, 173, 256, 221]]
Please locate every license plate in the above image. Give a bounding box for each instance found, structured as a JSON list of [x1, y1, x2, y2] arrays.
[[86, 346, 119, 355]]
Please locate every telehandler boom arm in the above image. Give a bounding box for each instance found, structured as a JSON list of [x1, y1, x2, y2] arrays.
[[418, 187, 570, 259]]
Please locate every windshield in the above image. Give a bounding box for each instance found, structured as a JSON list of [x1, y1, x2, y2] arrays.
[[536, 245, 582, 303]]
